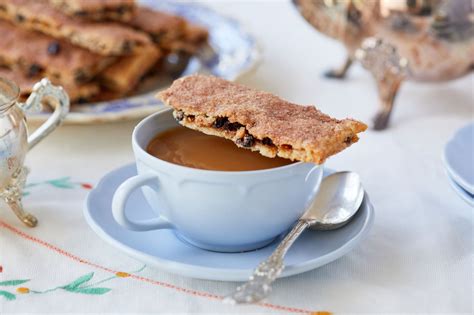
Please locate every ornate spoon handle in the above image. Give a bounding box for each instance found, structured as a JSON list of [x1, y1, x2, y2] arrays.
[[224, 219, 310, 304]]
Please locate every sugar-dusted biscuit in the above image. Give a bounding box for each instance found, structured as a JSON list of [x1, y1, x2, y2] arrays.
[[128, 7, 209, 54], [100, 45, 161, 92], [170, 23, 209, 54], [48, 0, 136, 22], [158, 75, 367, 164], [0, 67, 100, 102], [128, 6, 186, 51], [0, 20, 114, 85], [0, 0, 151, 56]]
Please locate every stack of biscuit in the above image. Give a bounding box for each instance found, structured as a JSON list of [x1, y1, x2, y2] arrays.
[[0, 0, 208, 103]]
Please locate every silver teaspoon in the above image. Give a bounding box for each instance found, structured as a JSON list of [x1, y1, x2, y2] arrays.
[[224, 171, 364, 305]]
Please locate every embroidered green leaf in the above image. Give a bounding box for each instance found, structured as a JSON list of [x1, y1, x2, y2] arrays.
[[47, 177, 75, 189], [0, 290, 16, 300], [73, 287, 111, 295], [22, 191, 30, 197], [62, 272, 94, 291], [0, 279, 30, 286]]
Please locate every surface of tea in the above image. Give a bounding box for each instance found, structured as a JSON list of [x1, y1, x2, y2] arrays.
[[147, 126, 294, 171]]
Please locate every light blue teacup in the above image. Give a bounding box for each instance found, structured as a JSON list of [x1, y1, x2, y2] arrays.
[[112, 109, 323, 252]]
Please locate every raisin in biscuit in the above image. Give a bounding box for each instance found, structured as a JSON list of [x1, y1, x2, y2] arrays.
[[0, 0, 151, 56], [0, 20, 114, 85], [0, 67, 100, 102], [100, 45, 161, 92], [158, 75, 367, 164], [48, 0, 136, 22]]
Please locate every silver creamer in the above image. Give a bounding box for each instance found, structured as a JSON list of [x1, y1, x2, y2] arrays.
[[0, 77, 69, 226]]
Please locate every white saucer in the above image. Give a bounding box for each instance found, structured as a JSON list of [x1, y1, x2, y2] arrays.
[[446, 172, 474, 207], [84, 164, 374, 281], [443, 122, 474, 195]]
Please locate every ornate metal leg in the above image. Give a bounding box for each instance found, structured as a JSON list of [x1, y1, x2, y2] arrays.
[[6, 198, 38, 227], [324, 56, 353, 79], [372, 76, 403, 130], [1, 167, 38, 227], [356, 38, 407, 130]]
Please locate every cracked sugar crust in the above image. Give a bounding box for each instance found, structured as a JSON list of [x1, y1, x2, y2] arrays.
[[158, 75, 367, 164]]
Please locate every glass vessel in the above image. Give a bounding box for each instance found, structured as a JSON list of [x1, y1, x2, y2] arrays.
[[0, 77, 69, 227]]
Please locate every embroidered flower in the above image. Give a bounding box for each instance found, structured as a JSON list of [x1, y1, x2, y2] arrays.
[[81, 183, 93, 189], [115, 272, 130, 278], [16, 287, 30, 294]]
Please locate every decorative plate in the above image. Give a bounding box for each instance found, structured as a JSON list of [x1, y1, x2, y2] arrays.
[[28, 0, 260, 124]]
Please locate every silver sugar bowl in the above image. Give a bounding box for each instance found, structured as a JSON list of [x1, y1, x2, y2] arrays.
[[293, 0, 474, 130], [0, 77, 69, 227]]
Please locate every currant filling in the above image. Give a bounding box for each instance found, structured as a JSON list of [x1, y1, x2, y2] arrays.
[[174, 111, 279, 151]]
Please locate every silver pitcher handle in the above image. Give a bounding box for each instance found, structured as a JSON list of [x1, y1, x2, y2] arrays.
[[20, 78, 70, 150]]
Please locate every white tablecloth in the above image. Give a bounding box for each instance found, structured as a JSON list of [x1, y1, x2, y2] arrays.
[[1, 1, 472, 314]]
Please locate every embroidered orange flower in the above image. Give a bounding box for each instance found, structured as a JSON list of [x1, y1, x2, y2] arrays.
[[16, 287, 30, 294], [115, 272, 130, 278]]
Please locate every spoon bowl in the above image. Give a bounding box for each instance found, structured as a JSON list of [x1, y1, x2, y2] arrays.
[[305, 171, 364, 230]]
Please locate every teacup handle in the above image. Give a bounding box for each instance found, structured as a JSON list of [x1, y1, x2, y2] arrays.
[[20, 78, 70, 150], [112, 173, 173, 231]]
